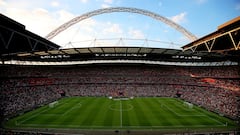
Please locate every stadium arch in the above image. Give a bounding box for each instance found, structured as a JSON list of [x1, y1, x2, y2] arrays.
[[45, 7, 198, 41]]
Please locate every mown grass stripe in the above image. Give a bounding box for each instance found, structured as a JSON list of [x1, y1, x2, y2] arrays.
[[132, 98, 151, 126], [122, 101, 130, 126], [64, 100, 85, 125], [156, 98, 179, 126], [80, 98, 101, 126], [103, 100, 114, 126], [124, 99, 138, 127], [140, 98, 162, 125], [91, 98, 109, 126], [168, 99, 198, 126], [57, 98, 81, 125], [17, 106, 50, 125]]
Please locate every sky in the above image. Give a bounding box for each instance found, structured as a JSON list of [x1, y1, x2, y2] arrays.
[[0, 0, 239, 49]]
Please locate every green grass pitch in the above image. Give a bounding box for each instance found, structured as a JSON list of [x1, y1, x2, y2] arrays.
[[5, 97, 238, 132]]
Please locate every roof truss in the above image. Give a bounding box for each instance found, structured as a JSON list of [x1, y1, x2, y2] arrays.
[[183, 27, 240, 52], [182, 16, 240, 53], [0, 14, 60, 56]]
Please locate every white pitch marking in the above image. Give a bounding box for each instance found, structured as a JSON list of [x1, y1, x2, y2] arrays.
[[18, 107, 50, 125], [120, 100, 123, 128]]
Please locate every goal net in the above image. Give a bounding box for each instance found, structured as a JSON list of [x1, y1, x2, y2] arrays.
[[183, 101, 193, 109], [49, 101, 58, 108], [109, 96, 134, 100]]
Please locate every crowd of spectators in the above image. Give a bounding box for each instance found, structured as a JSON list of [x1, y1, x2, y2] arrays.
[[0, 65, 239, 120], [0, 85, 61, 117], [180, 85, 239, 119], [183, 66, 240, 78]]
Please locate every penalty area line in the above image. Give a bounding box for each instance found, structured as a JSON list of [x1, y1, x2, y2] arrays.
[[62, 102, 82, 116], [16, 107, 50, 125], [158, 101, 226, 126]]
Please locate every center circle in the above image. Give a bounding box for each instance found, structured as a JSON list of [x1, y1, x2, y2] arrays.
[[109, 103, 133, 111]]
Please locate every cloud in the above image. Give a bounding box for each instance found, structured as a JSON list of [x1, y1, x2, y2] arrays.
[[4, 8, 55, 36], [50, 18, 98, 47], [101, 4, 111, 8], [0, 0, 77, 39], [78, 18, 97, 33], [57, 10, 75, 23], [0, 0, 7, 6], [170, 12, 187, 24], [51, 1, 60, 7], [52, 21, 124, 48], [101, 0, 113, 8], [103, 23, 123, 34], [128, 28, 145, 39], [0, 0, 123, 48], [80, 0, 88, 3], [104, 0, 113, 4]]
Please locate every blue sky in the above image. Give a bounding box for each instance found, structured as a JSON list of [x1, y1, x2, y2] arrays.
[[0, 0, 239, 49]]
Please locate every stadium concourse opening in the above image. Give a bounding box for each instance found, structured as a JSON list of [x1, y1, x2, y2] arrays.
[[0, 13, 240, 135]]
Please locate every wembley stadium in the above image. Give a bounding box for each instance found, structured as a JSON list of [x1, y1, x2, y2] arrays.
[[0, 7, 240, 135]]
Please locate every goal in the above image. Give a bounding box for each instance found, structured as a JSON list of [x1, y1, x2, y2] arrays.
[[49, 101, 58, 108], [183, 101, 193, 109]]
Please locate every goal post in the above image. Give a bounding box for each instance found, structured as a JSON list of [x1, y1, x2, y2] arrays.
[[183, 101, 193, 109], [49, 101, 58, 108]]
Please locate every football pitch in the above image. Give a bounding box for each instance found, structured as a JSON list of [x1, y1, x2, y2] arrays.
[[5, 97, 238, 133]]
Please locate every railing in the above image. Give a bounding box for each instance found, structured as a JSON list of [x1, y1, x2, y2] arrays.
[[59, 38, 183, 49]]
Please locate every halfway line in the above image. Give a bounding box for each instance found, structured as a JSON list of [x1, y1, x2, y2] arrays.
[[120, 100, 123, 128]]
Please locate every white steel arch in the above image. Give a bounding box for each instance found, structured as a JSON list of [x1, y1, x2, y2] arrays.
[[46, 7, 198, 41]]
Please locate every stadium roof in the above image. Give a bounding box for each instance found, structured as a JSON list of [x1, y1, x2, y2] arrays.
[[0, 14, 60, 56], [3, 46, 238, 64], [0, 14, 239, 64], [182, 16, 240, 59]]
